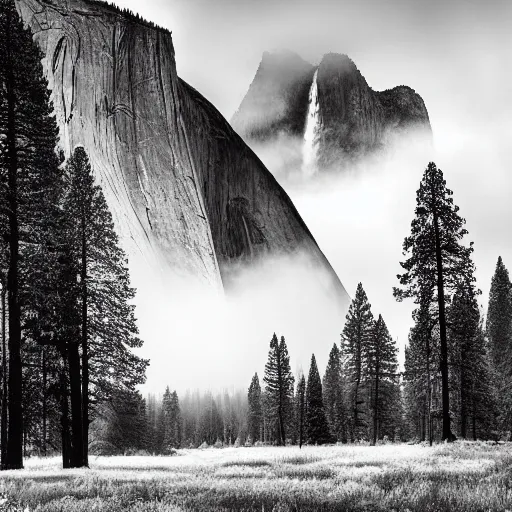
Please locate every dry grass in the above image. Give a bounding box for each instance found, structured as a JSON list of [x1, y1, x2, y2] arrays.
[[1, 441, 512, 511]]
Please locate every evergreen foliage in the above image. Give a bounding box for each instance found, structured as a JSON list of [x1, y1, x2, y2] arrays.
[[0, 0, 63, 469], [162, 387, 182, 451], [322, 344, 346, 442], [403, 304, 439, 443], [367, 315, 398, 445], [295, 374, 306, 448], [90, 388, 147, 455], [341, 283, 373, 442], [247, 373, 262, 443], [305, 354, 331, 445], [449, 283, 497, 438], [486, 257, 512, 367], [62, 147, 149, 465], [394, 162, 475, 441], [263, 334, 295, 445]]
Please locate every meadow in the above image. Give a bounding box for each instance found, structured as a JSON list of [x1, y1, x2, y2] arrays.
[[0, 442, 511, 511]]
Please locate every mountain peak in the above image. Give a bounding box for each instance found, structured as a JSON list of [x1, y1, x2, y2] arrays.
[[320, 53, 358, 73], [232, 50, 431, 174]]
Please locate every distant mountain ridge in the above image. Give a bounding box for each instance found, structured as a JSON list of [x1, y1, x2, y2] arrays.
[[231, 51, 431, 174]]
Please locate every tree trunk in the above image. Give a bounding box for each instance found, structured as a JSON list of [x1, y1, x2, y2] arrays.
[[42, 347, 47, 457], [59, 369, 71, 469], [460, 370, 467, 439], [426, 334, 433, 446], [1, 286, 8, 466], [372, 361, 380, 446], [431, 183, 454, 442], [277, 352, 285, 446], [278, 405, 285, 446], [80, 214, 89, 466], [353, 379, 360, 443], [4, 6, 23, 470], [68, 340, 84, 467], [299, 396, 304, 449]]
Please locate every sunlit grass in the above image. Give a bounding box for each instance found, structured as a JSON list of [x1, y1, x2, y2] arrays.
[[1, 441, 511, 511]]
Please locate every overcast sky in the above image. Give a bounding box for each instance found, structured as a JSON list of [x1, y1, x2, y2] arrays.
[[111, 0, 512, 392]]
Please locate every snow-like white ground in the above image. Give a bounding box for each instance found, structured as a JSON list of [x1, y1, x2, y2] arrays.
[[1, 443, 511, 512]]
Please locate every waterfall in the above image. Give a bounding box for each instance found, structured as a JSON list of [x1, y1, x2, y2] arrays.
[[302, 69, 320, 177]]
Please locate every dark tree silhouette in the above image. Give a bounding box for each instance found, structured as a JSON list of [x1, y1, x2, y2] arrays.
[[323, 343, 346, 442], [247, 373, 263, 443], [305, 354, 331, 445], [449, 282, 497, 439], [0, 0, 61, 469], [486, 257, 512, 374], [62, 147, 148, 465], [342, 283, 373, 442], [263, 333, 294, 445], [394, 162, 475, 441], [296, 374, 306, 448], [367, 315, 398, 445]]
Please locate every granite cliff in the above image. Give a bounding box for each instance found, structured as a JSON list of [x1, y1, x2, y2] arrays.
[[16, 0, 349, 305], [232, 51, 431, 174]]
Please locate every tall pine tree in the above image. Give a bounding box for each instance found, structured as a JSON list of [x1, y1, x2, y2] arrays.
[[0, 0, 62, 469], [263, 333, 294, 445], [403, 304, 438, 443], [367, 315, 398, 445], [486, 257, 512, 395], [341, 283, 373, 442], [305, 354, 331, 445], [323, 344, 346, 442], [247, 373, 262, 443], [62, 147, 148, 465], [449, 282, 497, 438], [162, 387, 181, 452], [394, 162, 475, 441]]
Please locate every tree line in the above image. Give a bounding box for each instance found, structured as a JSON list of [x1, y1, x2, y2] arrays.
[[245, 305, 401, 447], [0, 1, 147, 469], [2, 0, 511, 464], [79, 162, 512, 452]]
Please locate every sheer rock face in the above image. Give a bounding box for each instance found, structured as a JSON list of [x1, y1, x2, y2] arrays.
[[232, 51, 431, 171], [17, 0, 349, 304]]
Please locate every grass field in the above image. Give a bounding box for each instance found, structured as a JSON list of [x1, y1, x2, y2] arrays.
[[0, 442, 511, 511]]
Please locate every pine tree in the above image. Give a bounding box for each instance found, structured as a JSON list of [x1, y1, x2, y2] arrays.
[[0, 0, 63, 469], [263, 333, 295, 445], [394, 162, 476, 441], [341, 283, 373, 442], [295, 374, 306, 448], [305, 354, 331, 445], [323, 344, 346, 442], [403, 304, 438, 443], [367, 315, 398, 445], [90, 388, 148, 454], [449, 282, 497, 438], [487, 257, 512, 366], [0, 284, 7, 463], [161, 387, 172, 452], [170, 391, 182, 449], [62, 147, 148, 465], [247, 373, 262, 443], [162, 389, 181, 452]]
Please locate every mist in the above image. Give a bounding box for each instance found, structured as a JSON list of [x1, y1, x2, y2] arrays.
[[131, 250, 345, 394], [105, 0, 512, 393]]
